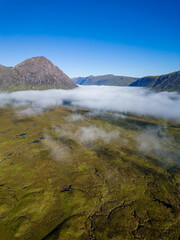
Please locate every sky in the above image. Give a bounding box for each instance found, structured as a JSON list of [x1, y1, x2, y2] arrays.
[[0, 0, 180, 77]]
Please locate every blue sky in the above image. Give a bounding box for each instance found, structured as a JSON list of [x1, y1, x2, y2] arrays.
[[0, 0, 180, 77]]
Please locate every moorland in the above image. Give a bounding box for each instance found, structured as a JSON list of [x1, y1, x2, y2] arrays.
[[0, 105, 180, 240]]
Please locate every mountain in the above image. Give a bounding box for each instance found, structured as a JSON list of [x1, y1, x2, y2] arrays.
[[72, 74, 138, 86], [0, 57, 77, 90], [130, 71, 180, 91]]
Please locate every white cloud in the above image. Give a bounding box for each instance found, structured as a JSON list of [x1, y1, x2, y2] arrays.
[[54, 124, 120, 145], [0, 86, 180, 121], [65, 114, 84, 122], [74, 125, 120, 144], [135, 126, 180, 164], [43, 133, 71, 162], [136, 127, 163, 154]]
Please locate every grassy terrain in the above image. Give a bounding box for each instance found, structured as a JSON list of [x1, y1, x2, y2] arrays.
[[0, 106, 180, 240]]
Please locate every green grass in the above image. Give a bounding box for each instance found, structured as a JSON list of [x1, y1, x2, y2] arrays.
[[0, 106, 179, 239]]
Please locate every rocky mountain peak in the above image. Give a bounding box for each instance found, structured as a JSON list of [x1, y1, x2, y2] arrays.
[[0, 57, 77, 90]]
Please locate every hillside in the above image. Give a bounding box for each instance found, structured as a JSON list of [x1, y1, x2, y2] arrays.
[[130, 71, 180, 91], [72, 74, 138, 86], [0, 57, 77, 90]]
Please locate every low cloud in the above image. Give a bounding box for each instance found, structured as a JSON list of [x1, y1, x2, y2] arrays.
[[86, 110, 126, 120], [135, 126, 180, 164], [136, 127, 164, 154], [0, 86, 180, 121], [54, 124, 120, 145], [65, 114, 84, 122], [16, 107, 44, 116], [74, 126, 120, 144], [43, 133, 71, 162]]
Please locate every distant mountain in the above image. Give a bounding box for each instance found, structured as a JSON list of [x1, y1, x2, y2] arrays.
[[0, 57, 77, 91], [72, 74, 138, 86], [130, 71, 180, 91]]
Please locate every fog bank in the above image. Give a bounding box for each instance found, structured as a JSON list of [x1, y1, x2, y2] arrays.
[[0, 86, 180, 121]]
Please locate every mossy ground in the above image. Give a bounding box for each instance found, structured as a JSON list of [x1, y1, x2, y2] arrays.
[[0, 106, 179, 240]]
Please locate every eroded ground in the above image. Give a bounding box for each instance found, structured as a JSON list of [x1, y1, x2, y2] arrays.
[[0, 106, 180, 240]]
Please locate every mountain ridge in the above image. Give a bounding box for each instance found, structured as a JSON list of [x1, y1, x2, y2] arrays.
[[72, 71, 180, 91], [0, 56, 77, 91], [1, 57, 179, 92], [72, 74, 138, 86], [130, 71, 180, 91]]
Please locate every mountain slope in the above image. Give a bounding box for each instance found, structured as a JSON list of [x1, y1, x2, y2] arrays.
[[0, 57, 77, 90], [72, 74, 138, 86], [130, 71, 180, 91]]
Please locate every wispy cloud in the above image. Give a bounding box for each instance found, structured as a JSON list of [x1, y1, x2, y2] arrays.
[[43, 133, 71, 162], [74, 125, 120, 144], [65, 113, 84, 122], [135, 126, 180, 165], [54, 124, 120, 145]]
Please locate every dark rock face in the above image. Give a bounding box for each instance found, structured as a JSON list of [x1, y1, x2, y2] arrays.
[[0, 57, 77, 90], [130, 71, 180, 91]]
